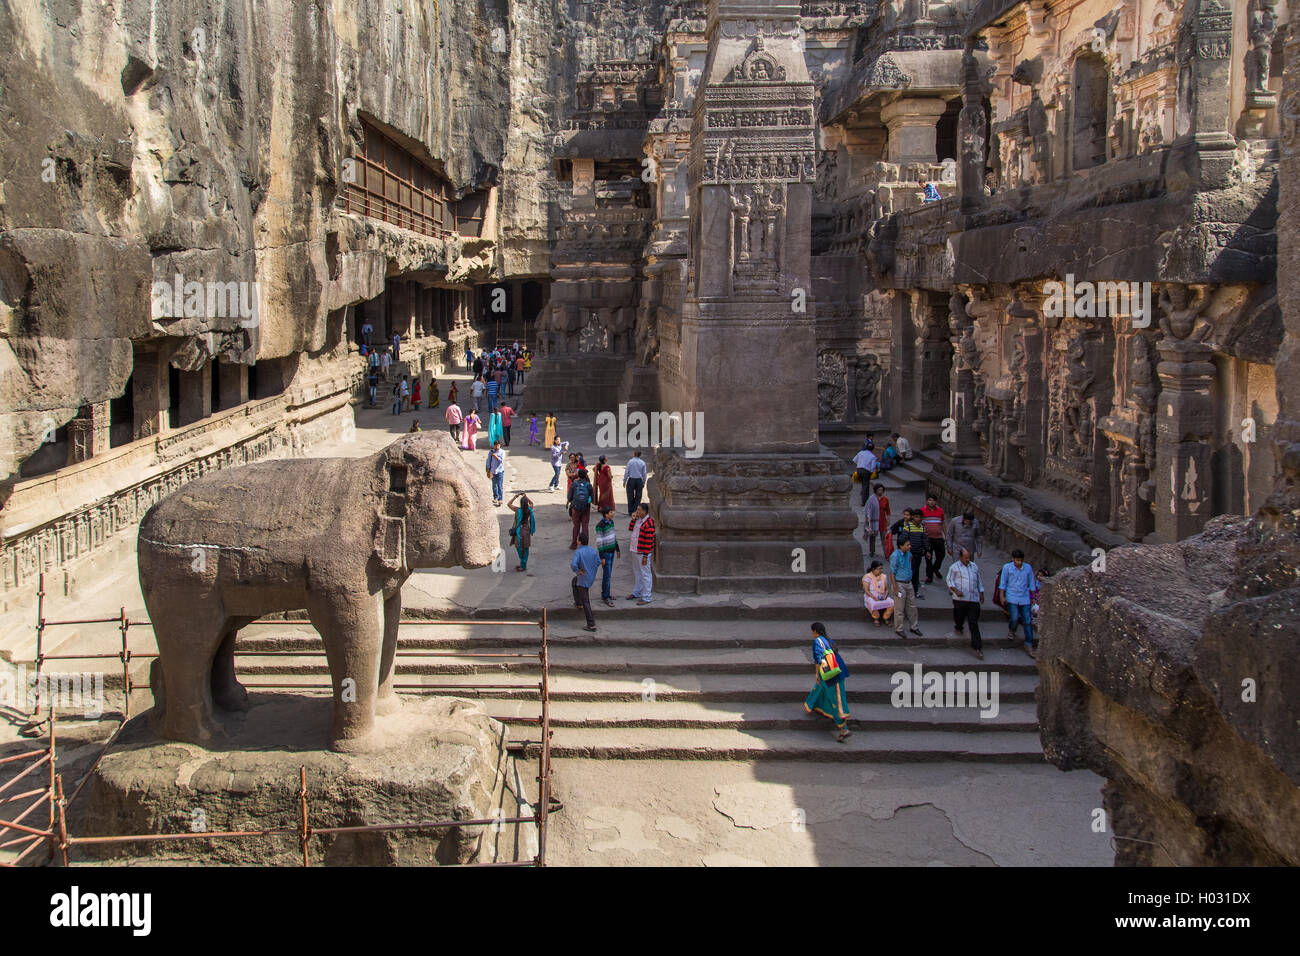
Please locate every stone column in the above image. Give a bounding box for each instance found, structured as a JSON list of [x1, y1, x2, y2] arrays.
[[1154, 340, 1216, 540], [571, 159, 596, 210], [881, 96, 949, 166], [132, 349, 170, 439], [958, 39, 990, 207], [218, 361, 249, 408], [66, 401, 110, 465], [651, 0, 859, 594], [908, 291, 951, 446], [1009, 292, 1048, 486], [1169, 0, 1237, 190], [944, 291, 982, 467], [178, 361, 212, 426]]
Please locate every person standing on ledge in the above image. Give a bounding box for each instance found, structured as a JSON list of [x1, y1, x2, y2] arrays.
[[570, 532, 599, 633], [628, 502, 655, 605], [623, 450, 647, 515], [947, 548, 985, 660]]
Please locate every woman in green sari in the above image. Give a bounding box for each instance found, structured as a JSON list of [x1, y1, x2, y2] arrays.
[[803, 622, 851, 742]]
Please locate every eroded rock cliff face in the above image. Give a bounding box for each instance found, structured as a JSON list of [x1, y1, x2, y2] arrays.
[[0, 0, 514, 483]]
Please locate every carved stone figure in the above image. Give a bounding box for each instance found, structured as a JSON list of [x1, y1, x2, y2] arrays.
[[1158, 283, 1213, 344], [855, 353, 883, 418], [138, 433, 498, 750], [1247, 0, 1279, 95]]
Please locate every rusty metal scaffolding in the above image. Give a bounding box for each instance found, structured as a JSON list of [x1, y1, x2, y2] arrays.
[[1, 573, 557, 866]]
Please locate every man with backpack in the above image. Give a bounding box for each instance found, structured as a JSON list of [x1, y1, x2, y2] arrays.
[[567, 467, 594, 550]]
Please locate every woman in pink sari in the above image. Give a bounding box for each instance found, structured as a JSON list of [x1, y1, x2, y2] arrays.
[[461, 411, 481, 451]]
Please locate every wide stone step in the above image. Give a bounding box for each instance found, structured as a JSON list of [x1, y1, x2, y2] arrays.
[[234, 671, 1041, 703], [510, 727, 1046, 763], [233, 626, 1033, 652], [231, 643, 1039, 677], [485, 699, 1036, 732]]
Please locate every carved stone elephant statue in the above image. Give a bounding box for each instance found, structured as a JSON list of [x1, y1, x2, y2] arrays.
[[137, 432, 498, 751]]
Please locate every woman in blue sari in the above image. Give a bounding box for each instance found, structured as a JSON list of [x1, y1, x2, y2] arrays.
[[804, 622, 851, 742]]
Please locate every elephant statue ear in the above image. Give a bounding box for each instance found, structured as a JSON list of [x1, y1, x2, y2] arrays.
[[373, 457, 409, 573]]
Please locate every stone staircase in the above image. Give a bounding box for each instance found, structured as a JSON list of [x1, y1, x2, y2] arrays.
[[228, 604, 1045, 764]]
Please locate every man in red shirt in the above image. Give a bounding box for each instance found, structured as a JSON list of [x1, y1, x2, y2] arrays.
[[921, 494, 947, 584], [499, 403, 514, 447], [627, 503, 655, 605]]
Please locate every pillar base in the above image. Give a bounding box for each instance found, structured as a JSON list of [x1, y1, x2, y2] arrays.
[[650, 448, 861, 595]]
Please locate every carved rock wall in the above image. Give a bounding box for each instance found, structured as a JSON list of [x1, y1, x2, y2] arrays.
[[0, 0, 517, 482]]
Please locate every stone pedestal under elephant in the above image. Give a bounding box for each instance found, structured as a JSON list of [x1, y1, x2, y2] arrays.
[[137, 433, 498, 751]]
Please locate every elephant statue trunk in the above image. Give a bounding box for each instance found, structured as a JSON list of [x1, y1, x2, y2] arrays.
[[137, 432, 498, 751]]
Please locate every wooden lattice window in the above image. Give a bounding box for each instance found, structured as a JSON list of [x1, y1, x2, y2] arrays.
[[341, 121, 452, 238]]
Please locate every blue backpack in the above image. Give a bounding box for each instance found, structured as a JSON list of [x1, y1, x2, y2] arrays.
[[571, 480, 591, 512]]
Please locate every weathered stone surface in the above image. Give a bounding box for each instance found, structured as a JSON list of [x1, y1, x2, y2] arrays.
[[78, 694, 510, 866], [1038, 516, 1300, 865]]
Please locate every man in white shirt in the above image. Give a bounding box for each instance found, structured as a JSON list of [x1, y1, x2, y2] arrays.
[[380, 348, 392, 382], [893, 432, 912, 460], [471, 376, 486, 415], [623, 451, 648, 516], [946, 548, 985, 659]]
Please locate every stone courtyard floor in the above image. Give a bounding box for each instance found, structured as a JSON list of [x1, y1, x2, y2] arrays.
[[1, 367, 1112, 866]]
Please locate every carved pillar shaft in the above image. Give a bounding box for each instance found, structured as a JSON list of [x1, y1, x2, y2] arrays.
[[133, 349, 170, 440], [1155, 341, 1216, 539]]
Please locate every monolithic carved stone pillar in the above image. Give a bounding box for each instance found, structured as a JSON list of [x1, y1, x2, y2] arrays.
[[1155, 340, 1216, 540], [881, 96, 949, 166], [651, 0, 859, 594], [133, 349, 170, 439]]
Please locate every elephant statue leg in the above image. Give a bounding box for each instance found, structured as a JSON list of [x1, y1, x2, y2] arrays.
[[210, 617, 255, 712], [375, 590, 402, 715], [153, 603, 229, 745], [309, 589, 382, 751]]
